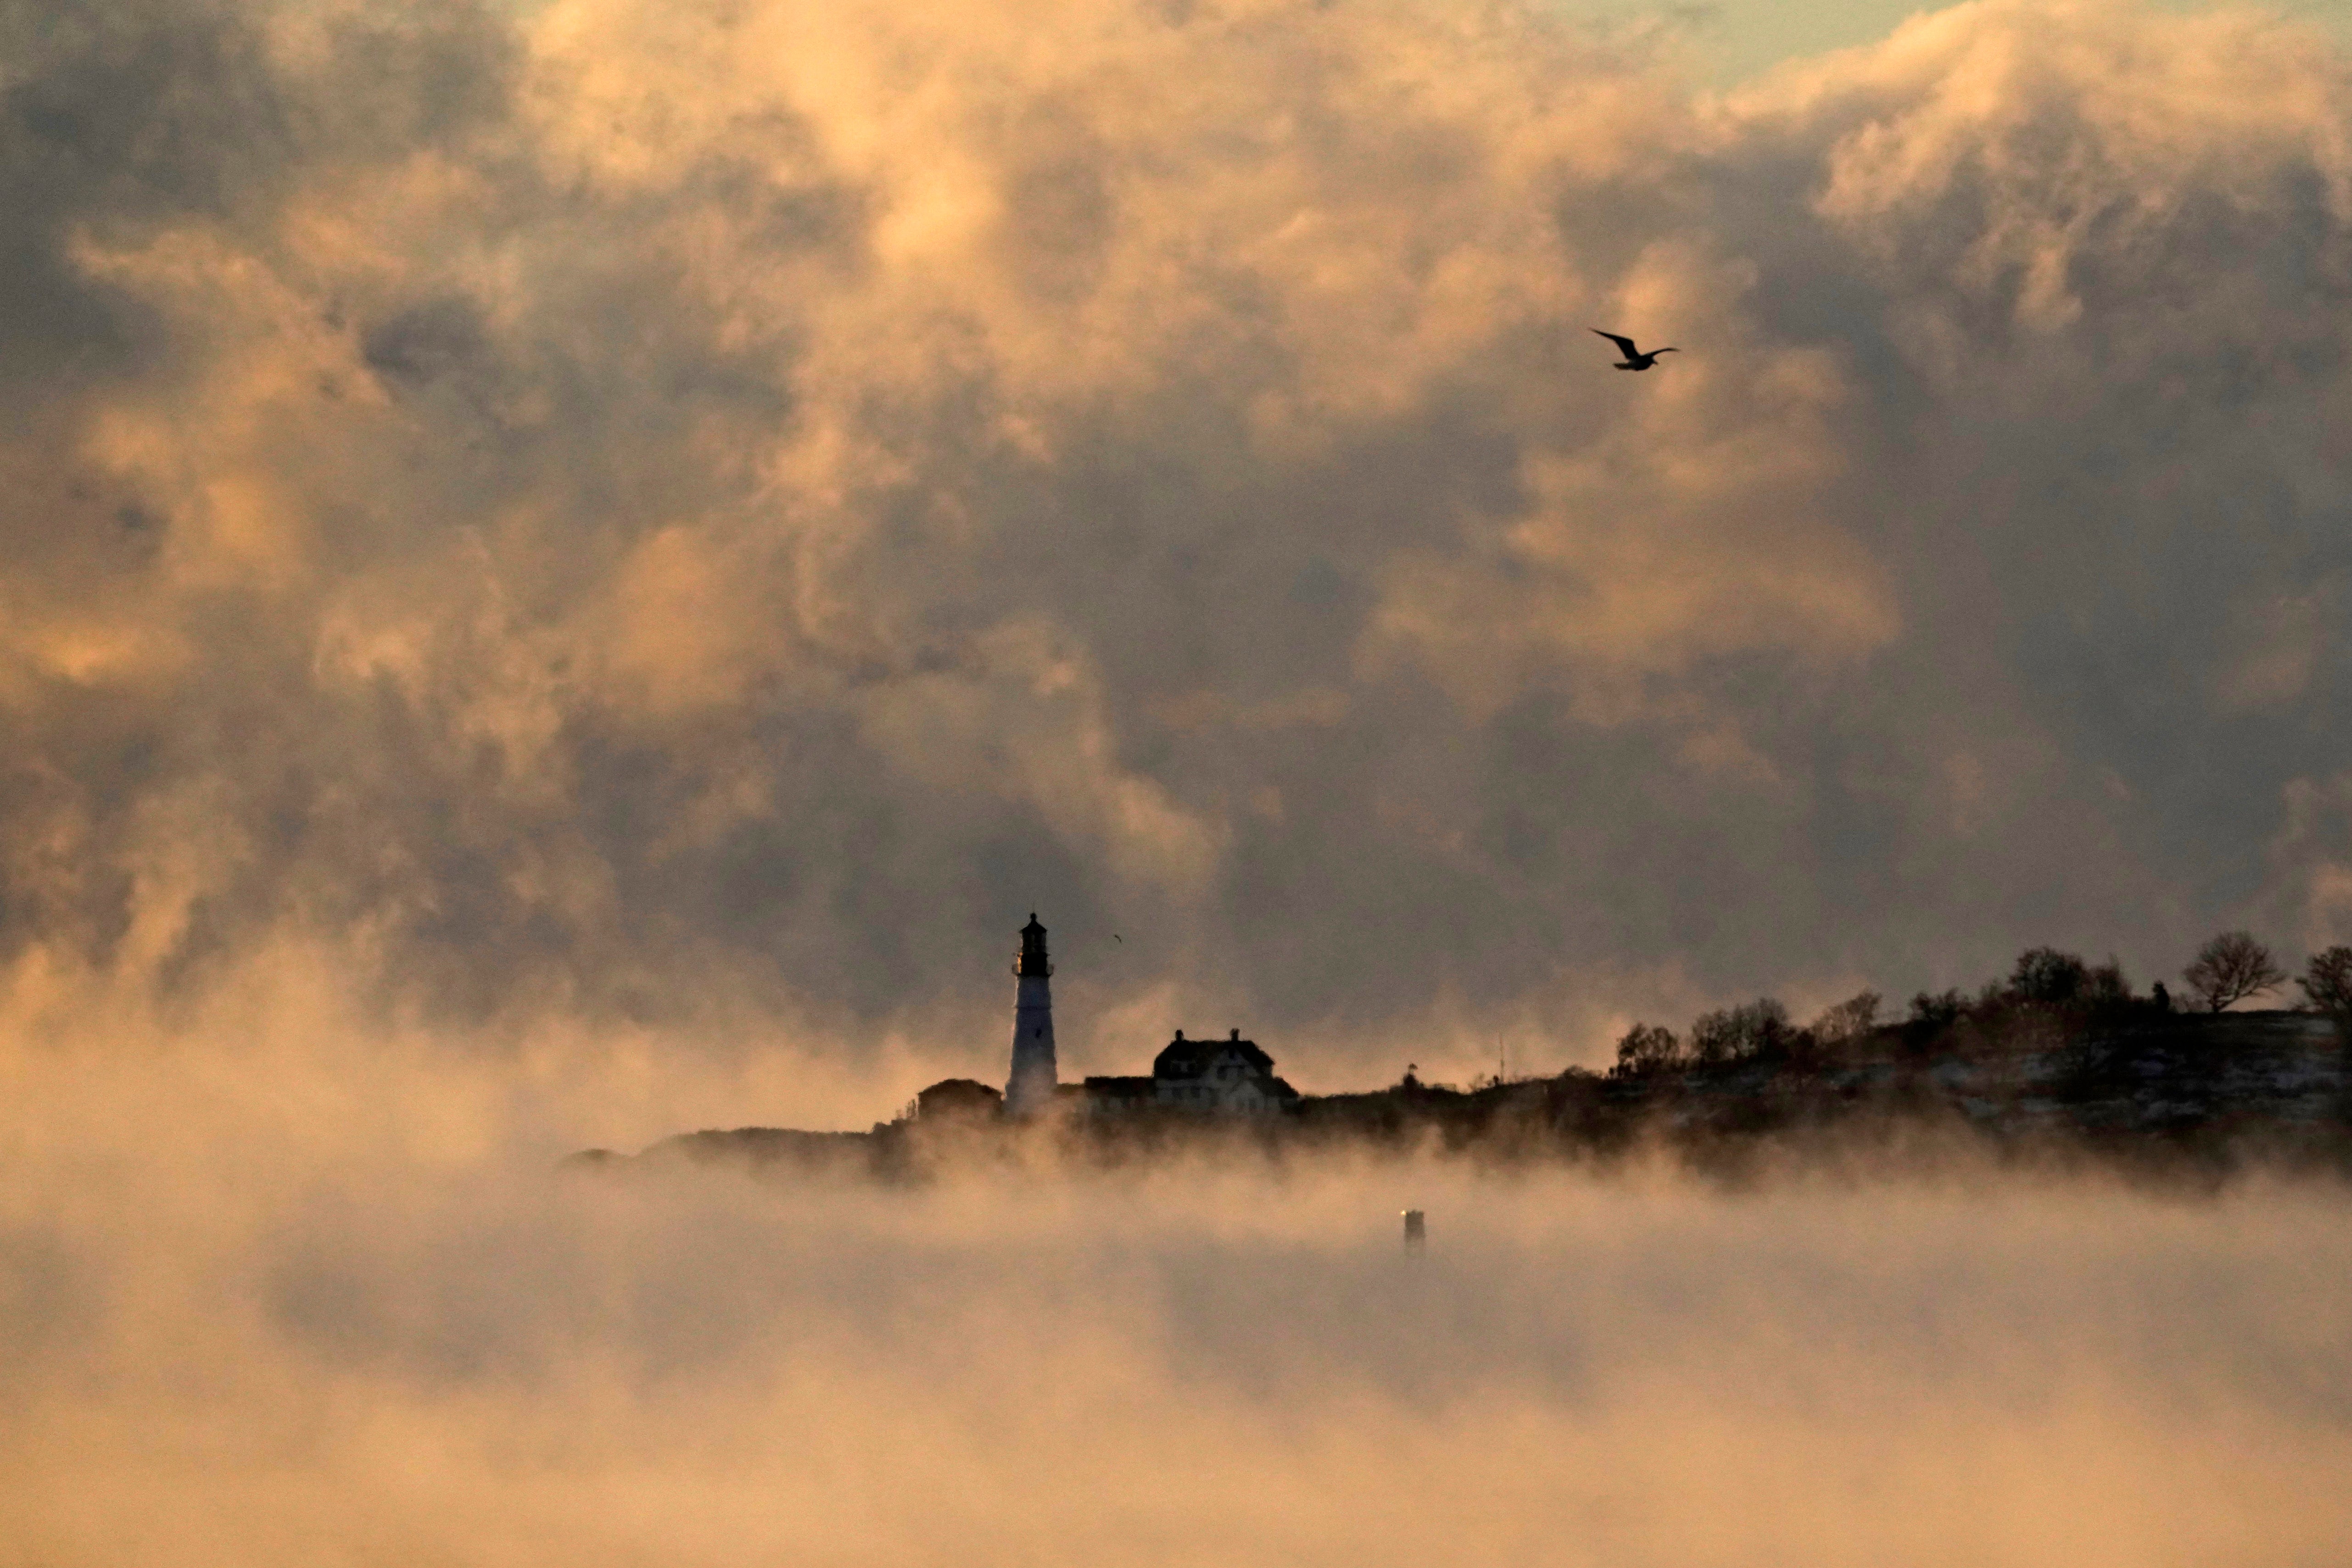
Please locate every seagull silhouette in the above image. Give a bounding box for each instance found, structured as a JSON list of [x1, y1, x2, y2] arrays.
[[1592, 329, 1677, 371]]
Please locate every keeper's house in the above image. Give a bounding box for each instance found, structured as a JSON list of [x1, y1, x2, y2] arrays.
[[1080, 1027, 1300, 1117]]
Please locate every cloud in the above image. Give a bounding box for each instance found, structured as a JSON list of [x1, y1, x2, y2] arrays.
[[0, 0, 2347, 1089]]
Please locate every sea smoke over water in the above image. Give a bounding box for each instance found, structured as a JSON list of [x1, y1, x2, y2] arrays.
[[4, 1038, 2348, 1567]]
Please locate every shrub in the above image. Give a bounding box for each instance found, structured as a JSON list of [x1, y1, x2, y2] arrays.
[[1810, 990, 1881, 1049], [2084, 959, 2132, 1005], [2010, 947, 2090, 1005], [1908, 989, 1965, 1030], [1689, 999, 1796, 1065], [1901, 989, 1966, 1053]]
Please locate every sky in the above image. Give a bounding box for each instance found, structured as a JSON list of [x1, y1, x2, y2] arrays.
[[1580, 0, 2352, 84], [4, 0, 2352, 1118]]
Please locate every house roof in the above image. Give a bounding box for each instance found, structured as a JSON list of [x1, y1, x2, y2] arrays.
[[915, 1077, 1003, 1118], [1153, 1028, 1274, 1079]]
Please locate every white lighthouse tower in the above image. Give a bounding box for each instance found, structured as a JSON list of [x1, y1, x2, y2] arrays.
[[1005, 913, 1058, 1117]]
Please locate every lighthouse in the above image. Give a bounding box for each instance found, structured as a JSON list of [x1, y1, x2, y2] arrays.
[[1006, 913, 1058, 1117]]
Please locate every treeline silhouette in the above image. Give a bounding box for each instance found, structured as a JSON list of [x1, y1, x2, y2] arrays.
[[1283, 931, 2350, 1176], [1607, 931, 2347, 1081]]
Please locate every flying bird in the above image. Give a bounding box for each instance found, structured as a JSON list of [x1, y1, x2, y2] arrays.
[[1592, 329, 1677, 371]]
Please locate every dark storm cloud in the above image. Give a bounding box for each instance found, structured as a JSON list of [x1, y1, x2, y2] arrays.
[[0, 0, 2347, 1082]]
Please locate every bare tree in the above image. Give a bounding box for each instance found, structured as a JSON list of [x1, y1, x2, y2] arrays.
[[1611, 1022, 1683, 1077], [1689, 999, 1794, 1064], [2181, 931, 2287, 1013], [1809, 990, 1881, 1048], [2299, 946, 2352, 1016]]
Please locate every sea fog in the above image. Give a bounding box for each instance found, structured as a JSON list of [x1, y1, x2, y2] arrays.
[[5, 1037, 2347, 1568]]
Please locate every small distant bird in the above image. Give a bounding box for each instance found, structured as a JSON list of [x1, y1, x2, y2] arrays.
[[1592, 329, 1677, 371], [1113, 934, 1123, 943]]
